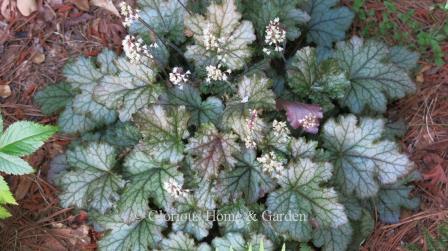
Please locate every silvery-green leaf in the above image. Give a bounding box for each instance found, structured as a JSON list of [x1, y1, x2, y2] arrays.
[[291, 137, 318, 160], [312, 223, 353, 251], [172, 195, 213, 240], [134, 105, 190, 163], [131, 0, 186, 43], [103, 122, 142, 149], [302, 0, 354, 47], [194, 179, 218, 210], [160, 232, 202, 250], [388, 46, 419, 71], [34, 82, 74, 115], [219, 150, 275, 203], [94, 58, 161, 122], [267, 159, 347, 241], [184, 0, 256, 70], [374, 181, 419, 224], [249, 234, 274, 251], [322, 115, 412, 198], [72, 87, 117, 125], [58, 143, 124, 213], [261, 128, 291, 154], [334, 37, 416, 113], [96, 49, 119, 75], [212, 233, 246, 251], [58, 102, 97, 133], [63, 56, 103, 89], [218, 199, 253, 234], [117, 148, 183, 221], [186, 124, 240, 178], [166, 86, 224, 126], [94, 212, 166, 251], [244, 0, 310, 40]]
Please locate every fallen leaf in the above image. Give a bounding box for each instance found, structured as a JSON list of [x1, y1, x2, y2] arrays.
[[0, 84, 11, 98], [90, 0, 119, 16], [1, 0, 14, 20], [32, 52, 45, 64], [17, 0, 37, 16], [70, 0, 89, 11]]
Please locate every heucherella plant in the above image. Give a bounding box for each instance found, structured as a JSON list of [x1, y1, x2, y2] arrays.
[[35, 0, 420, 250]]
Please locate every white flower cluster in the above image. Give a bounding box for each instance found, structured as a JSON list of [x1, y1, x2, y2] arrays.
[[163, 178, 188, 200], [244, 109, 258, 149], [119, 2, 140, 27], [263, 18, 286, 55], [203, 23, 225, 52], [272, 119, 289, 137], [205, 64, 231, 82], [299, 114, 319, 130], [122, 35, 157, 64], [257, 151, 284, 179], [169, 67, 191, 89]]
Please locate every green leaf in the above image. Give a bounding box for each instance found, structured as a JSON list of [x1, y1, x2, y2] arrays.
[[303, 0, 354, 47], [312, 223, 353, 251], [374, 181, 420, 224], [58, 143, 125, 213], [266, 159, 348, 241], [94, 58, 162, 122], [34, 83, 74, 115], [219, 149, 275, 203], [103, 122, 142, 149], [160, 232, 211, 250], [218, 199, 255, 234], [117, 148, 183, 221], [186, 123, 240, 178], [349, 210, 375, 250], [0, 152, 34, 175], [134, 105, 190, 163], [0, 113, 3, 132], [166, 86, 224, 126], [94, 212, 166, 251], [334, 37, 416, 113], [0, 121, 57, 157], [131, 0, 187, 43], [244, 0, 310, 40], [287, 47, 350, 111], [0, 176, 17, 219], [184, 0, 256, 70], [322, 115, 412, 198], [172, 195, 213, 240], [212, 233, 274, 251]]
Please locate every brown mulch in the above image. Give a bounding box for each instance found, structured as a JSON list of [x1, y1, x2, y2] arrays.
[[0, 0, 123, 250], [0, 0, 446, 250]]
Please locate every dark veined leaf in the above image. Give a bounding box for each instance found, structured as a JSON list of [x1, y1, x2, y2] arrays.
[[117, 148, 183, 221], [322, 115, 411, 198], [57, 143, 125, 214], [166, 85, 224, 126], [93, 211, 166, 251], [334, 37, 416, 113], [312, 223, 353, 251], [302, 0, 354, 47], [34, 82, 74, 115], [219, 149, 275, 203], [267, 158, 348, 241], [212, 233, 274, 251], [186, 123, 240, 179], [131, 0, 187, 44], [134, 105, 190, 163], [160, 232, 212, 251]]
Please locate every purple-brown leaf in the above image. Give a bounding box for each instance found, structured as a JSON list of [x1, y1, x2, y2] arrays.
[[276, 100, 323, 134]]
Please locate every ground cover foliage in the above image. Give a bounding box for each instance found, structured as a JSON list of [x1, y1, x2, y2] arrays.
[[35, 0, 420, 250]]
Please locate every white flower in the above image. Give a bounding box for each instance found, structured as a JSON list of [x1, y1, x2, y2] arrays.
[[272, 120, 289, 136], [163, 178, 188, 199], [257, 151, 284, 179], [243, 109, 258, 149], [205, 64, 231, 82], [264, 18, 286, 54], [169, 67, 191, 89], [298, 114, 319, 130], [203, 23, 220, 51], [119, 2, 140, 27], [122, 35, 155, 64]]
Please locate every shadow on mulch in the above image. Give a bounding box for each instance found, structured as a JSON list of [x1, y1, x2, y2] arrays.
[[0, 0, 446, 250]]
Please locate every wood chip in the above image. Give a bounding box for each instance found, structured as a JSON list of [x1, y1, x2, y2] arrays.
[[0, 84, 11, 98]]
